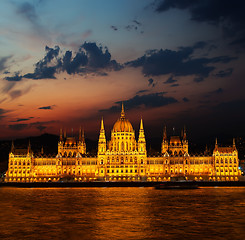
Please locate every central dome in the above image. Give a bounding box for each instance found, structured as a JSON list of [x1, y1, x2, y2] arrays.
[[112, 104, 133, 132]]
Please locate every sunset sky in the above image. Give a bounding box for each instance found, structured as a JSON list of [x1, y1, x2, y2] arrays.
[[0, 0, 245, 142]]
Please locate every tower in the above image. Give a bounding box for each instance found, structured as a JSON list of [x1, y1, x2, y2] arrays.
[[98, 118, 106, 154], [138, 118, 146, 155], [161, 126, 168, 154], [78, 127, 86, 154], [182, 126, 188, 154]]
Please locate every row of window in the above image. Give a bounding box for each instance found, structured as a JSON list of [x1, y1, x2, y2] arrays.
[[103, 169, 142, 174], [10, 161, 30, 165], [216, 159, 237, 164]]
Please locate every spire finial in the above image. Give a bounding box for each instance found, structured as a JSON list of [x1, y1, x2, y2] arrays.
[[140, 117, 144, 130], [28, 139, 31, 153], [183, 125, 187, 140], [233, 138, 236, 147], [215, 138, 218, 146], [121, 102, 125, 118], [101, 117, 104, 130]]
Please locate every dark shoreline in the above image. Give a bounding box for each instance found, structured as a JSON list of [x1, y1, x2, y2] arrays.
[[1, 181, 245, 188]]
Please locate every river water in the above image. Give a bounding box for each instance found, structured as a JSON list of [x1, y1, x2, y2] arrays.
[[0, 187, 245, 240]]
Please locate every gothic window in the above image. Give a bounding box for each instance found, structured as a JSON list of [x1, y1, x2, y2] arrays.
[[10, 161, 13, 165], [116, 157, 119, 163], [100, 159, 104, 165], [121, 157, 124, 164], [141, 159, 143, 164], [121, 142, 124, 151]]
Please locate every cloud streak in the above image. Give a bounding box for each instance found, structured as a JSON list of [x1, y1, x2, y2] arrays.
[[126, 42, 236, 79]]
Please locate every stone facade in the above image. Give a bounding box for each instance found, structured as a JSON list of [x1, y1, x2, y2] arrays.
[[5, 105, 241, 182]]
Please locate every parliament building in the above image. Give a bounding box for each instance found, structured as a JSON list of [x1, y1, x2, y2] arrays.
[[5, 105, 241, 182]]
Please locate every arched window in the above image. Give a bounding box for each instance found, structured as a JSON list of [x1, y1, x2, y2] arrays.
[[121, 142, 124, 151]]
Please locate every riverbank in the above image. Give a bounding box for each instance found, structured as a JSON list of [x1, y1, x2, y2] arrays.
[[1, 180, 245, 188]]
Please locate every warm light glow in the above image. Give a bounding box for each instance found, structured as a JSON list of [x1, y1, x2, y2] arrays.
[[5, 108, 241, 182]]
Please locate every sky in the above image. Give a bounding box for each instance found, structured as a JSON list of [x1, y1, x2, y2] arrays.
[[0, 0, 245, 143]]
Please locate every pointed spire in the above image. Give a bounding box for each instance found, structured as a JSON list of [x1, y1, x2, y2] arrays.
[[11, 140, 14, 153], [28, 139, 31, 153], [101, 117, 104, 130], [233, 138, 236, 147], [138, 118, 145, 142], [183, 126, 187, 140], [215, 138, 218, 146], [120, 102, 125, 119], [140, 117, 144, 130], [82, 128, 85, 142], [41, 146, 44, 155]]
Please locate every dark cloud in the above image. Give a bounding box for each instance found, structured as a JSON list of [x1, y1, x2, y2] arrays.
[[0, 108, 7, 120], [136, 89, 149, 94], [215, 68, 233, 78], [101, 92, 178, 112], [11, 117, 34, 123], [111, 26, 118, 31], [38, 106, 54, 110], [16, 2, 37, 23], [164, 76, 177, 84], [15, 1, 46, 37], [18, 42, 122, 80], [148, 78, 154, 86], [0, 56, 11, 72], [9, 124, 28, 131], [36, 125, 46, 132], [24, 46, 60, 79], [8, 120, 57, 132], [5, 72, 23, 81], [155, 0, 245, 48], [126, 42, 235, 79], [204, 88, 223, 98], [193, 77, 204, 82], [9, 90, 22, 99], [133, 20, 142, 26], [2, 82, 16, 93], [170, 84, 179, 87], [183, 97, 189, 102], [125, 20, 143, 32]]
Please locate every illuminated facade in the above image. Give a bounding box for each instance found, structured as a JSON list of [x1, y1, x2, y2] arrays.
[[5, 105, 241, 182]]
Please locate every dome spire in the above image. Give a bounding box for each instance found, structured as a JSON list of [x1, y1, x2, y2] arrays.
[[121, 102, 125, 119]]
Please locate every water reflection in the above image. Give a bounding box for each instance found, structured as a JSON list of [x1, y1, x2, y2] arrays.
[[0, 187, 245, 239]]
